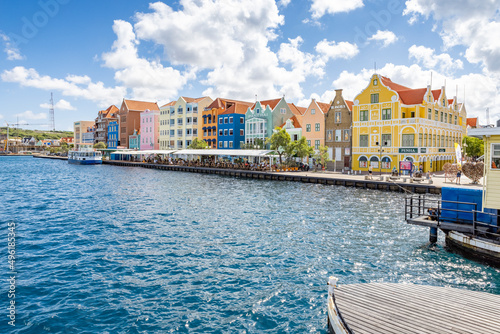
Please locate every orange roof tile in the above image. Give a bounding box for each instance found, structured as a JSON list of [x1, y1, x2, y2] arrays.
[[160, 101, 176, 108], [345, 100, 353, 111], [207, 98, 225, 110], [124, 99, 159, 111], [220, 101, 254, 115], [258, 98, 282, 110], [317, 102, 330, 114], [397, 88, 427, 105], [380, 76, 411, 91], [448, 99, 454, 105], [182, 96, 210, 103], [288, 103, 305, 116], [467, 117, 478, 128], [280, 115, 302, 129], [432, 89, 441, 101]]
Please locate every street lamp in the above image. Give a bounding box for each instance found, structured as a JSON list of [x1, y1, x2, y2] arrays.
[[376, 141, 387, 176]]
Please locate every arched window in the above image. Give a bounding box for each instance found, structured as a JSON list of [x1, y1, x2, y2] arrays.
[[381, 157, 391, 169], [359, 156, 368, 168], [370, 156, 379, 168]]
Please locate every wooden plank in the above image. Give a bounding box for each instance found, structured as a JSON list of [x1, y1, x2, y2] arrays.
[[333, 283, 500, 334]]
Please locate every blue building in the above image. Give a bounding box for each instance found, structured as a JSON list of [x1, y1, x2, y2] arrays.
[[217, 101, 252, 149], [107, 121, 119, 149]]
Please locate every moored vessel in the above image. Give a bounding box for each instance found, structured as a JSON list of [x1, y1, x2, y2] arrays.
[[68, 146, 102, 165]]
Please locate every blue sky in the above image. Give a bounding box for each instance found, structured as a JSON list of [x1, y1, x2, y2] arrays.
[[1, 0, 499, 131]]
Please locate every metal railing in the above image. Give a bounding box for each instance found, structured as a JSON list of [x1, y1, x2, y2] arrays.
[[405, 194, 500, 240]]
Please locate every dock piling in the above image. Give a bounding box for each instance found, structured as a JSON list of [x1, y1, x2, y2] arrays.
[[429, 227, 438, 243]]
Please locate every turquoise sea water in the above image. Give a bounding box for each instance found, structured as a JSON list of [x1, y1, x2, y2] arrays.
[[1, 156, 499, 333]]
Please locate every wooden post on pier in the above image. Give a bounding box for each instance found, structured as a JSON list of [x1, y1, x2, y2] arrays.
[[429, 227, 438, 243]]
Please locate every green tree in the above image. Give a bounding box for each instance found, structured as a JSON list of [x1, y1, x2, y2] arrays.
[[188, 138, 209, 149], [94, 142, 107, 149], [291, 137, 314, 160], [266, 127, 291, 166], [462, 136, 484, 159], [313, 145, 329, 167]]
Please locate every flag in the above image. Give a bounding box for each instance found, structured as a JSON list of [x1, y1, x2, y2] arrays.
[[455, 143, 462, 167]]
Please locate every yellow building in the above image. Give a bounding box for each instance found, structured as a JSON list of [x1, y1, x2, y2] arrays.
[[352, 74, 467, 173], [469, 128, 500, 210]]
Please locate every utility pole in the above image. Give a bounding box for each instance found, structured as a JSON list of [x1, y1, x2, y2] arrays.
[[376, 140, 387, 176]]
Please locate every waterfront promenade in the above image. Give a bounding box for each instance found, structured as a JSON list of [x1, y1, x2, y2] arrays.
[[102, 159, 482, 194]]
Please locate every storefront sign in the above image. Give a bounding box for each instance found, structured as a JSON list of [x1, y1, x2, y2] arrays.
[[399, 148, 418, 153], [420, 148, 426, 153], [438, 148, 446, 152], [399, 161, 412, 170]]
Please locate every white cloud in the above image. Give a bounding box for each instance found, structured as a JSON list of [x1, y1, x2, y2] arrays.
[[310, 0, 364, 19], [368, 30, 398, 47], [279, 0, 291, 6], [1, 66, 126, 108], [404, 0, 500, 72], [40, 99, 76, 111], [15, 110, 47, 120], [0, 33, 24, 60], [101, 19, 190, 102], [315, 39, 359, 60], [409, 45, 463, 73]]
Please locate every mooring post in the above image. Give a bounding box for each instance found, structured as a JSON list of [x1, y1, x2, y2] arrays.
[[429, 227, 438, 243]]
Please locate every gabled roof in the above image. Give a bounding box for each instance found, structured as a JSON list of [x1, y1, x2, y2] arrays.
[[220, 100, 254, 115], [467, 117, 478, 128], [397, 88, 427, 105], [288, 103, 305, 116], [280, 115, 302, 129], [432, 89, 441, 101], [160, 101, 176, 108], [99, 105, 119, 118], [252, 98, 282, 111], [207, 98, 225, 110], [124, 99, 159, 111], [317, 102, 330, 114], [182, 96, 210, 103], [345, 100, 353, 111], [448, 98, 454, 105], [380, 76, 410, 91]]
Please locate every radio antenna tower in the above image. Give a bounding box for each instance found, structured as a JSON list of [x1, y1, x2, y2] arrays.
[[486, 107, 490, 126], [49, 92, 55, 131]]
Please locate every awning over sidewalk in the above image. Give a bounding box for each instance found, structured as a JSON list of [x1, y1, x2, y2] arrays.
[[110, 150, 177, 155], [172, 149, 276, 157]]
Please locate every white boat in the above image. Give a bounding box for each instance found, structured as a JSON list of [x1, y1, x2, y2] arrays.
[[68, 147, 102, 165]]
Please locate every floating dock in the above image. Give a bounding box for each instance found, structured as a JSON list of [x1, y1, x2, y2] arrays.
[[327, 279, 500, 334]]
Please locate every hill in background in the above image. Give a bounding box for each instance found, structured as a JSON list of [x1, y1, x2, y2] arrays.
[[0, 127, 73, 140]]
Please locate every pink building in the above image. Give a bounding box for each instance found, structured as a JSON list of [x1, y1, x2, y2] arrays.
[[140, 109, 160, 150]]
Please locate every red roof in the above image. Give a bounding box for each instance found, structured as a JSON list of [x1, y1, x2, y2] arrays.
[[397, 88, 427, 105], [467, 117, 478, 128], [182, 96, 210, 103], [345, 100, 353, 111], [124, 99, 159, 111], [380, 76, 410, 91], [280, 115, 302, 129], [432, 89, 441, 101], [288, 103, 305, 116], [448, 99, 454, 105], [220, 101, 254, 115], [160, 101, 176, 108], [317, 102, 330, 114], [252, 98, 282, 111]]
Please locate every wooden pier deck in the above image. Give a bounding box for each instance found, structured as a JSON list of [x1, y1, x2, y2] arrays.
[[328, 282, 500, 334]]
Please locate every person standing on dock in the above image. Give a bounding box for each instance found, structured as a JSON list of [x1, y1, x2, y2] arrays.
[[456, 168, 462, 184], [368, 165, 373, 179]]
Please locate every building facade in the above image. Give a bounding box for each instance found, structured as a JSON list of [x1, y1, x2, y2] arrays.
[[73, 121, 95, 146], [245, 98, 296, 148], [119, 99, 159, 148], [352, 74, 467, 173], [325, 89, 353, 170], [300, 99, 330, 150], [94, 105, 119, 145], [217, 100, 253, 149], [129, 129, 140, 150], [140, 109, 160, 150], [158, 96, 213, 149], [107, 121, 119, 149], [280, 116, 302, 142]]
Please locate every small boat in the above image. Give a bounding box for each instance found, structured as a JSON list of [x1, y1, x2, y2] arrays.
[[68, 146, 102, 165]]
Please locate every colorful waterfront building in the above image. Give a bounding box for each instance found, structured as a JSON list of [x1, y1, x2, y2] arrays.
[[118, 99, 159, 149], [107, 121, 119, 149], [244, 98, 296, 147], [140, 109, 160, 150], [73, 120, 95, 145], [159, 101, 176, 149], [158, 96, 213, 149], [300, 99, 330, 150], [129, 129, 140, 150], [94, 105, 119, 145], [352, 74, 467, 173], [325, 89, 353, 170], [280, 115, 302, 142], [217, 99, 254, 149]]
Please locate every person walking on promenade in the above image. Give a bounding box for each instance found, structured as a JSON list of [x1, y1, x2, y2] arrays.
[[456, 168, 462, 184], [368, 164, 373, 179]]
